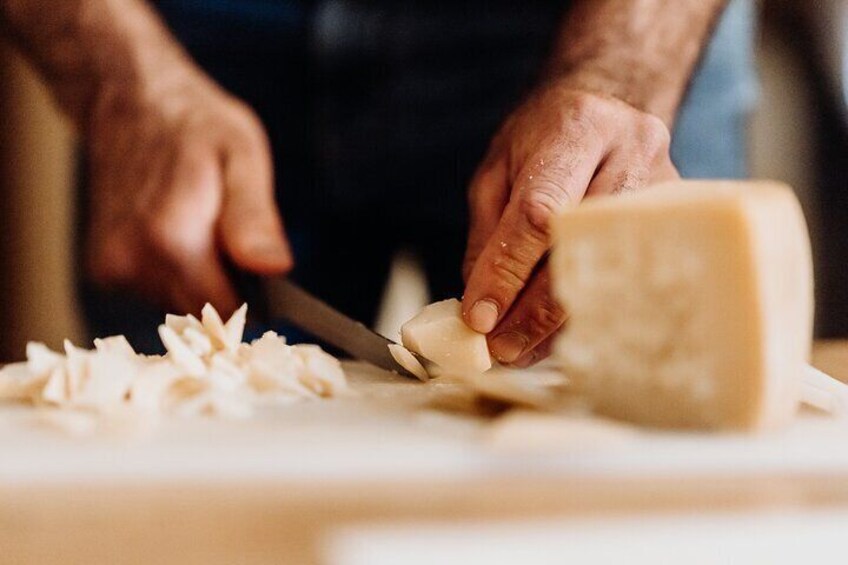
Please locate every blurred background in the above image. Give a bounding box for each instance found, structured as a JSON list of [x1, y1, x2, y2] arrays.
[[0, 0, 845, 359]]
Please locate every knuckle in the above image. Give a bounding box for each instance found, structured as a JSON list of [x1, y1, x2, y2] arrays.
[[637, 114, 671, 154], [231, 99, 262, 126], [525, 298, 565, 336], [143, 215, 197, 262], [567, 91, 602, 122], [228, 103, 268, 148], [518, 181, 570, 236], [488, 257, 528, 294], [472, 162, 503, 195], [167, 152, 220, 204], [611, 167, 649, 195]]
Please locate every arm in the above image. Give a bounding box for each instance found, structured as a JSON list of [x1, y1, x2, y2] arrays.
[[462, 0, 728, 366], [0, 0, 192, 128], [545, 0, 728, 125], [0, 0, 292, 315]]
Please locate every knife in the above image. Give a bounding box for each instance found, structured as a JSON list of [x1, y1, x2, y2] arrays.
[[262, 278, 427, 379]]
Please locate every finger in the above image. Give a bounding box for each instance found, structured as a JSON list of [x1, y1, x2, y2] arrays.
[[512, 334, 556, 368], [141, 218, 241, 316], [94, 242, 192, 316], [462, 144, 601, 333], [585, 157, 680, 200], [218, 124, 293, 274], [463, 156, 509, 283], [169, 252, 241, 317], [487, 263, 565, 364], [586, 119, 676, 197], [146, 150, 240, 314], [154, 260, 198, 316], [585, 159, 652, 197]]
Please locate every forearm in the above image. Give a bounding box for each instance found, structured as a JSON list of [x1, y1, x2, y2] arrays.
[[548, 0, 728, 125], [0, 0, 194, 129]]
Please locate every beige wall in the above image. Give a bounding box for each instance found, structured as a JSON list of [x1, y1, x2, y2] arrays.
[[0, 43, 83, 359]]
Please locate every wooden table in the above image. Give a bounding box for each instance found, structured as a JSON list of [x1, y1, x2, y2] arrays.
[[2, 342, 847, 565]]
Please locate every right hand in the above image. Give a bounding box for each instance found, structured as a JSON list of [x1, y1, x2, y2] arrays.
[[461, 80, 679, 366], [84, 67, 292, 316]]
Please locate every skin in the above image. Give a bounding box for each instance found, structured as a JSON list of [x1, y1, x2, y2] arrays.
[[0, 0, 291, 316], [2, 0, 726, 360], [461, 0, 729, 366]]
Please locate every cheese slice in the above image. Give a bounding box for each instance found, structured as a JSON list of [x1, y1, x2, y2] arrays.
[[401, 299, 492, 375], [388, 343, 430, 382], [550, 180, 814, 430]]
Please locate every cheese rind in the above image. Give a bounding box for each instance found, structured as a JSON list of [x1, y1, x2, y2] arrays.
[[401, 299, 492, 375], [550, 180, 814, 430]]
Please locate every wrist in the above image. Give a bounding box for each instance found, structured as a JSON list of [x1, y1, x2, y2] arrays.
[[543, 62, 680, 126], [84, 8, 200, 128], [542, 0, 729, 128], [89, 53, 205, 130], [4, 0, 200, 131]]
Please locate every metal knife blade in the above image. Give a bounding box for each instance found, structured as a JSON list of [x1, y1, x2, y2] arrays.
[[262, 278, 426, 379]]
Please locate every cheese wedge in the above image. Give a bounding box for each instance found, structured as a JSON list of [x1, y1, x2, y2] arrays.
[[401, 299, 492, 375], [550, 180, 814, 430]]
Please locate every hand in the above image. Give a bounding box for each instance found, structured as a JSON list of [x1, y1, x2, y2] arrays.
[[462, 79, 679, 367], [84, 68, 292, 316]]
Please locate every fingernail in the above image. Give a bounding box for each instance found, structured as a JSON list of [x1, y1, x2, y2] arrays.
[[512, 350, 537, 368], [490, 332, 528, 364], [468, 299, 499, 333]]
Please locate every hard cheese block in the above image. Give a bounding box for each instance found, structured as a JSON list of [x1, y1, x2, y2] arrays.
[[401, 299, 492, 375], [550, 180, 814, 430]]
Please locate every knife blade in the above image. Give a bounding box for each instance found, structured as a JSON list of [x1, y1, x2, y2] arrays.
[[262, 278, 426, 379]]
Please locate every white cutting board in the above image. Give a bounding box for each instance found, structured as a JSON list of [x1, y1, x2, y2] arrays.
[[2, 362, 848, 484]]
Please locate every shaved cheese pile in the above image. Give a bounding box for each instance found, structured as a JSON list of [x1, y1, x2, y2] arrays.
[[0, 304, 347, 423]]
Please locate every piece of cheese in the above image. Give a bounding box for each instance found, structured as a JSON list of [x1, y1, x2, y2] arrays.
[[401, 299, 492, 375], [388, 343, 430, 382], [550, 180, 814, 430]]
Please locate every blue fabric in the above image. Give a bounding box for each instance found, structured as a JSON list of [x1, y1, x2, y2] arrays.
[[671, 0, 758, 179], [83, 0, 758, 353]]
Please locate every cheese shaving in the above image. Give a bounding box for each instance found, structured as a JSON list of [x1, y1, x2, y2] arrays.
[[0, 304, 348, 428], [387, 343, 430, 382]]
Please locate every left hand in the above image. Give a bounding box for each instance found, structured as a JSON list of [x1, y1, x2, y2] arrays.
[[461, 78, 679, 367]]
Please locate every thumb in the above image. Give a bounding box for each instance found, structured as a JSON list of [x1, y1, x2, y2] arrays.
[[218, 134, 293, 274]]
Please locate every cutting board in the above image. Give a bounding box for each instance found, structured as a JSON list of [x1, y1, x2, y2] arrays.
[[3, 359, 848, 485]]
